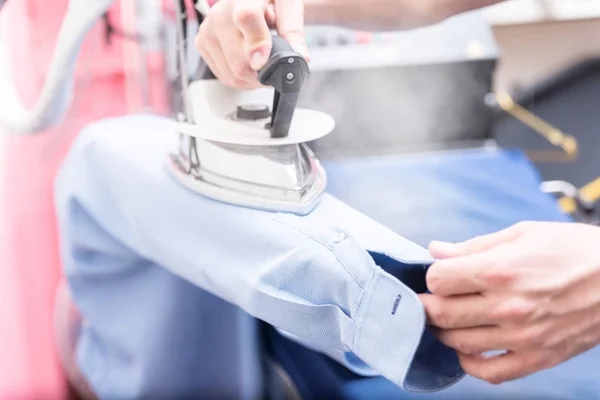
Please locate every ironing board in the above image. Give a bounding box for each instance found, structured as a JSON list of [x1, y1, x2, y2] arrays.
[[272, 147, 600, 400]]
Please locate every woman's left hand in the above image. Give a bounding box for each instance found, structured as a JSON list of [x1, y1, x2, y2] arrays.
[[420, 221, 600, 384]]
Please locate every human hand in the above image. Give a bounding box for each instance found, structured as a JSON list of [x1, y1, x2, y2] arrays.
[[420, 221, 600, 385], [194, 0, 309, 89]]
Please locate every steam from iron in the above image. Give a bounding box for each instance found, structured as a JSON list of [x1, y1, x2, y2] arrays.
[[299, 54, 494, 159]]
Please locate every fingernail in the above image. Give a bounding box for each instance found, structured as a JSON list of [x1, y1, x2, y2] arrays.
[[250, 50, 268, 70]]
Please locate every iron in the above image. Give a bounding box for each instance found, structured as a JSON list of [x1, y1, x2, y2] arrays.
[[169, 1, 335, 215]]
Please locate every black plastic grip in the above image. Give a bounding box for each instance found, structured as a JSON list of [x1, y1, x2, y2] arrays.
[[196, 34, 309, 84], [257, 35, 309, 89], [257, 35, 309, 138]]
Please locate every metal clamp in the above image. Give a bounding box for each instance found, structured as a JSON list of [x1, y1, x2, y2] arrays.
[[488, 91, 579, 162]]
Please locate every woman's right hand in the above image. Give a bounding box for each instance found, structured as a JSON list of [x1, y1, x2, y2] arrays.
[[194, 0, 309, 90]]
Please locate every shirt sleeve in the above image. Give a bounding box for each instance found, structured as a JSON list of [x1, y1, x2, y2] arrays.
[[55, 115, 464, 393]]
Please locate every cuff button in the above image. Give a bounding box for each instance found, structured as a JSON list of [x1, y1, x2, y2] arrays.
[[333, 232, 346, 243]]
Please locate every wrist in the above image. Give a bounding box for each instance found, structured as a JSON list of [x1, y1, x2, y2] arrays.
[[303, 0, 344, 26], [199, 0, 341, 27], [302, 0, 443, 31]]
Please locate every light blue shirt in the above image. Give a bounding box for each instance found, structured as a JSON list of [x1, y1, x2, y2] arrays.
[[55, 115, 463, 399]]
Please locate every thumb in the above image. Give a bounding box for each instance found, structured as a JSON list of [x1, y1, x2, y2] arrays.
[[429, 225, 522, 259], [274, 0, 309, 60], [234, 0, 272, 70]]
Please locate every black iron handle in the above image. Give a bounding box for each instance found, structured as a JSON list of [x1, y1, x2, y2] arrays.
[[257, 35, 309, 138], [195, 35, 309, 138]]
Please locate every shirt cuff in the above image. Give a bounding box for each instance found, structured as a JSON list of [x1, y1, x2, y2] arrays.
[[273, 196, 465, 392], [354, 266, 465, 392]]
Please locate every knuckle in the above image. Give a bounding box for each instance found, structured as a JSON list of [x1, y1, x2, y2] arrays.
[[206, 30, 219, 46], [454, 340, 476, 355], [231, 77, 253, 90], [467, 364, 501, 385], [431, 305, 453, 329], [231, 61, 250, 79], [485, 374, 505, 385], [480, 263, 516, 287], [425, 270, 442, 293], [463, 236, 485, 253], [198, 22, 218, 45], [198, 31, 218, 50], [497, 298, 536, 323], [518, 325, 546, 347], [233, 6, 262, 26]]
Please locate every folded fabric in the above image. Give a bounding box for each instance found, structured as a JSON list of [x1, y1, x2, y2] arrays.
[[55, 114, 463, 399]]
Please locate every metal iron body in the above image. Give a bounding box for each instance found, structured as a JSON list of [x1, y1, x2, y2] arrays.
[[169, 2, 335, 215]]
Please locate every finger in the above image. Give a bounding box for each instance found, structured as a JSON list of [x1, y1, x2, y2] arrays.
[[426, 252, 491, 296], [459, 350, 551, 385], [429, 225, 523, 259], [265, 2, 276, 26], [435, 326, 518, 355], [221, 31, 263, 89], [195, 26, 229, 85], [274, 0, 310, 59], [420, 293, 500, 329], [426, 246, 516, 296], [207, 41, 238, 87], [233, 0, 272, 70]]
